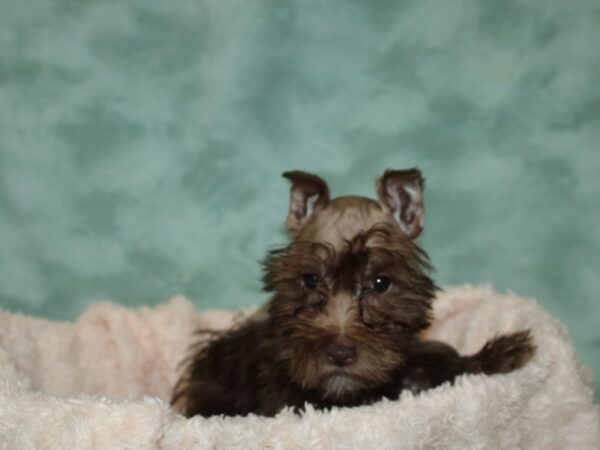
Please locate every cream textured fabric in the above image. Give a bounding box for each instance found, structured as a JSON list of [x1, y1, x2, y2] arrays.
[[0, 285, 598, 449]]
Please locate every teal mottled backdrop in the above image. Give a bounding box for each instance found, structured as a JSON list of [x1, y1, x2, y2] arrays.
[[1, 0, 598, 398]]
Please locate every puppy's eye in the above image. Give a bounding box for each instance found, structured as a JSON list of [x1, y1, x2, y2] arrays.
[[372, 276, 391, 293], [302, 273, 320, 290]]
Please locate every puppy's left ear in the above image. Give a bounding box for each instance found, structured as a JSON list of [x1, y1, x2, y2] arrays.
[[376, 168, 425, 238], [282, 171, 330, 234]]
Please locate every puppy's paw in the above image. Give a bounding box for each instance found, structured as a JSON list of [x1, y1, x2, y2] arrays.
[[467, 330, 536, 375], [401, 367, 435, 394]]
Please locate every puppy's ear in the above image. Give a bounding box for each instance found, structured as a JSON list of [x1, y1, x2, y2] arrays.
[[282, 171, 330, 234], [376, 168, 425, 238]]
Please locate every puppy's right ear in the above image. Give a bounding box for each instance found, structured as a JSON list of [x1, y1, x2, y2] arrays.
[[282, 171, 330, 234], [376, 168, 425, 239]]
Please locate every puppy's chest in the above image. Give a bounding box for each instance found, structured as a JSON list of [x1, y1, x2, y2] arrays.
[[210, 323, 308, 414], [209, 321, 290, 385]]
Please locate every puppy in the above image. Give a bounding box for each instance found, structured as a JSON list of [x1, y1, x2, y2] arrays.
[[172, 169, 535, 417]]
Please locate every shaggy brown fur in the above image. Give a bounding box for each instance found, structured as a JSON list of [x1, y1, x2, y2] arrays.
[[172, 169, 535, 417]]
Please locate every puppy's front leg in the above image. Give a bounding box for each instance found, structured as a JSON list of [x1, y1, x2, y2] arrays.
[[401, 331, 535, 394], [400, 340, 464, 393]]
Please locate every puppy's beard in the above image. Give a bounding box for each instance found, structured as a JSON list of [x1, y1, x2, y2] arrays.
[[321, 371, 365, 399]]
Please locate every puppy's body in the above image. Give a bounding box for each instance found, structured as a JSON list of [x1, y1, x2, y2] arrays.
[[173, 170, 535, 417]]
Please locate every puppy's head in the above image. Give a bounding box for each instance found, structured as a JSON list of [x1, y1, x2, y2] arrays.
[[263, 169, 436, 401]]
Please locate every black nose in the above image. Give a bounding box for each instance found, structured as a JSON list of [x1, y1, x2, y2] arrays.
[[325, 342, 357, 366]]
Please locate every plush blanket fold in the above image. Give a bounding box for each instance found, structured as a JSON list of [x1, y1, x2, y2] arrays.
[[0, 285, 598, 449]]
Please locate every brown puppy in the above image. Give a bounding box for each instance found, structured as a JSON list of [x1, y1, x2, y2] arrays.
[[172, 169, 535, 417]]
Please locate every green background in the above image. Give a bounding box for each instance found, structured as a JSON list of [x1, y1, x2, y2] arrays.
[[1, 0, 598, 399]]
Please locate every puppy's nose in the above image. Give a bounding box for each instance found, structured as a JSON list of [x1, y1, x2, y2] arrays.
[[325, 342, 357, 366]]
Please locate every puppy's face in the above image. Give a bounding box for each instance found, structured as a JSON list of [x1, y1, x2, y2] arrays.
[[264, 169, 436, 400]]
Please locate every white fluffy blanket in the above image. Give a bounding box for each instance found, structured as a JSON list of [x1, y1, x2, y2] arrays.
[[0, 285, 598, 449]]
